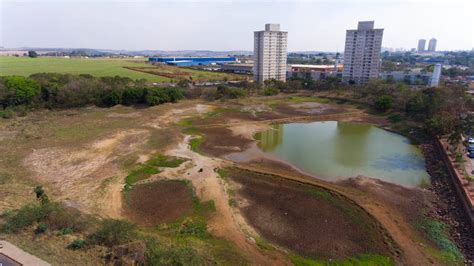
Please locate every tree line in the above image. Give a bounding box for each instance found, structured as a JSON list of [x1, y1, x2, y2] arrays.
[[0, 74, 184, 118]]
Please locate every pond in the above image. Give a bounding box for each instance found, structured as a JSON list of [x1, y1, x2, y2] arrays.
[[256, 121, 429, 186]]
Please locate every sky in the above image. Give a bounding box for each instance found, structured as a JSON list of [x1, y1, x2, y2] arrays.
[[1, 0, 473, 52]]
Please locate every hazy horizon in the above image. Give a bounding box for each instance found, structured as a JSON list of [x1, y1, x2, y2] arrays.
[[1, 0, 473, 52]]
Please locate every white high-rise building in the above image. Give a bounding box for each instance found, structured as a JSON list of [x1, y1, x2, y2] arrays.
[[418, 39, 426, 52], [342, 21, 384, 84], [430, 64, 441, 87], [253, 24, 288, 83], [428, 38, 437, 52]]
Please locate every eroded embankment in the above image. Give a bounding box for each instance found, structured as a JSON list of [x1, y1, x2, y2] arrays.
[[227, 167, 396, 261]]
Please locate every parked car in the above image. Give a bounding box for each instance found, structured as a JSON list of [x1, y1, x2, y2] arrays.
[[468, 151, 474, 158], [466, 137, 474, 144], [467, 144, 474, 151]]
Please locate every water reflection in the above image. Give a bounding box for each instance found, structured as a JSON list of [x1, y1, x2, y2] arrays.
[[257, 124, 283, 152], [333, 122, 370, 167]]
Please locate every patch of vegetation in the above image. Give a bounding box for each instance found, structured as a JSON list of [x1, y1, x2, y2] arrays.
[[123, 154, 186, 191], [416, 219, 463, 264], [228, 199, 236, 208], [288, 96, 331, 104], [215, 168, 228, 180], [178, 118, 194, 127], [88, 219, 137, 247], [124, 165, 161, 190], [189, 136, 204, 153], [255, 237, 274, 251], [1, 201, 87, 234], [290, 253, 393, 266], [387, 114, 403, 123], [67, 239, 86, 250], [144, 237, 205, 265]]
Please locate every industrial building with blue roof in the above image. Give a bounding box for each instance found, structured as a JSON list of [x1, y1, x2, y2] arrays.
[[148, 57, 237, 67]]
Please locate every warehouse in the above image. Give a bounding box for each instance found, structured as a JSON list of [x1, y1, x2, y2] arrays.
[[148, 57, 237, 66]]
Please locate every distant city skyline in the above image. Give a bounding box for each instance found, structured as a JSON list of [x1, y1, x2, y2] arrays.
[[1, 0, 472, 52]]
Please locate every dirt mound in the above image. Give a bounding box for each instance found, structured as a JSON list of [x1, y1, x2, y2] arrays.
[[125, 180, 194, 226], [228, 169, 392, 261]]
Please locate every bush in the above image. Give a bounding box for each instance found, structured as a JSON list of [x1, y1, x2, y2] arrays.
[[68, 239, 86, 250], [263, 87, 279, 96], [145, 238, 203, 265], [216, 85, 246, 99], [0, 108, 14, 119], [122, 87, 145, 105], [374, 95, 393, 112], [145, 87, 183, 106], [100, 89, 123, 107], [35, 222, 47, 234], [88, 219, 137, 247], [1, 201, 88, 234], [2, 76, 40, 106]]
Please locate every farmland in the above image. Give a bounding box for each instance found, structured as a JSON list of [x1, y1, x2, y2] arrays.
[[0, 56, 247, 83]]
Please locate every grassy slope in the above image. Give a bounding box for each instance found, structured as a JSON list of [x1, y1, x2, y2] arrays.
[[0, 57, 170, 82]]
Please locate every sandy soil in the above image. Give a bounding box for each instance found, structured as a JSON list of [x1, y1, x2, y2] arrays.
[[23, 129, 149, 217]]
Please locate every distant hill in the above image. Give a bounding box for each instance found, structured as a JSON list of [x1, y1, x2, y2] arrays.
[[2, 47, 253, 57]]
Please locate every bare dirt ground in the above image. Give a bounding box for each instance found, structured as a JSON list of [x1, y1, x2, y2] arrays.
[[124, 180, 194, 226], [227, 168, 394, 260], [165, 135, 291, 265], [0, 94, 456, 265]]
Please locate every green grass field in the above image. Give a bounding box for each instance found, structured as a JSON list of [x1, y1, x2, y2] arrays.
[[0, 56, 170, 82], [0, 56, 249, 83]]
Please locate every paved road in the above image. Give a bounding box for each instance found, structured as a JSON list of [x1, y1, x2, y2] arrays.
[[0, 240, 50, 266]]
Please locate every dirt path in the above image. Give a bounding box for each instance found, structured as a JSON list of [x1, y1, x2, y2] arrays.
[[165, 136, 291, 265]]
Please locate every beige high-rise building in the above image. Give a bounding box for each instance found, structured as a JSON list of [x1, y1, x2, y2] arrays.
[[342, 21, 384, 84], [253, 24, 288, 83], [418, 39, 426, 52], [428, 38, 437, 52]]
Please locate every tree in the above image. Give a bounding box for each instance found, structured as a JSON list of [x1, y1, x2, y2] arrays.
[[28, 51, 38, 58], [3, 76, 40, 106], [374, 95, 393, 112]]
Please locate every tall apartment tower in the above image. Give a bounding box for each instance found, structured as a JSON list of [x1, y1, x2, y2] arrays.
[[428, 38, 437, 52], [342, 21, 384, 84], [418, 39, 426, 52], [253, 24, 288, 83]]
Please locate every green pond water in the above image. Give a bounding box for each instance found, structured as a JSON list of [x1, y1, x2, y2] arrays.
[[256, 121, 429, 186]]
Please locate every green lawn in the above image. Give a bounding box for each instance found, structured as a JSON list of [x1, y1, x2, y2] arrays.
[[0, 56, 170, 82]]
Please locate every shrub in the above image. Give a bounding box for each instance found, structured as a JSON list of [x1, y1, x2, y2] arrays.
[[122, 87, 145, 105], [2, 201, 88, 234], [88, 219, 137, 247], [100, 89, 123, 107], [374, 95, 393, 112], [68, 239, 86, 250], [145, 87, 184, 106], [3, 76, 40, 106], [2, 203, 50, 232], [145, 238, 203, 265], [35, 222, 47, 234], [263, 87, 279, 96], [178, 218, 207, 238], [0, 108, 14, 119]]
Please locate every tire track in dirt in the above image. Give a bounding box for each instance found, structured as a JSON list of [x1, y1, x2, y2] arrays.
[[165, 135, 291, 265]]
